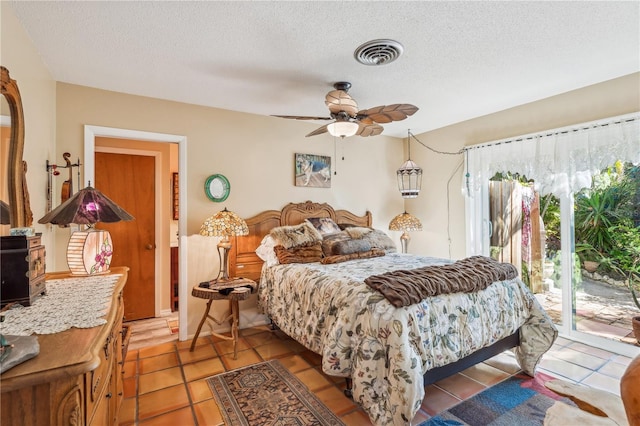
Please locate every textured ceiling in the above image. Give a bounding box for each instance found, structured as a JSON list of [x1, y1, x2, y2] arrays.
[[9, 1, 640, 138]]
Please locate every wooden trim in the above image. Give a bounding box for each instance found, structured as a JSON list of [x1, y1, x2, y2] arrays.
[[172, 172, 179, 220], [1, 66, 30, 227]]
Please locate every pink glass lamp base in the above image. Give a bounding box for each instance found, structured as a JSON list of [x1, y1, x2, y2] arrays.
[[67, 228, 113, 275]]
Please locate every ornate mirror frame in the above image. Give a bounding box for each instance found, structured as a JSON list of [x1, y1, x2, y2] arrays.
[[1, 66, 31, 228]]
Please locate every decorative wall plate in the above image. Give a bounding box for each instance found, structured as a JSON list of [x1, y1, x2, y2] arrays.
[[204, 174, 230, 202]]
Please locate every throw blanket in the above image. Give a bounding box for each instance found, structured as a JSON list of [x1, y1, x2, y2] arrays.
[[364, 255, 518, 307]]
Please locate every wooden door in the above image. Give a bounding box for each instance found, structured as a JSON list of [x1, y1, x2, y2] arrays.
[[95, 152, 155, 320]]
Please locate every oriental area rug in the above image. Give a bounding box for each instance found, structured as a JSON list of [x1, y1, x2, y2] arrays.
[[420, 372, 576, 426], [207, 359, 345, 426]]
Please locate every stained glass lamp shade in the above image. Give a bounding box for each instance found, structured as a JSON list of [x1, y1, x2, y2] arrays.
[[389, 211, 423, 253], [38, 186, 134, 275], [199, 208, 249, 281]]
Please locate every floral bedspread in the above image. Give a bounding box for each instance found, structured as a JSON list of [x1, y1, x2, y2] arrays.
[[258, 253, 557, 425]]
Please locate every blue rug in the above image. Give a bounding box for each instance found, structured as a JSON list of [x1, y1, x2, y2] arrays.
[[420, 372, 575, 426]]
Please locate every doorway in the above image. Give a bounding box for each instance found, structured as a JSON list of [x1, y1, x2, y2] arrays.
[[84, 125, 188, 341], [95, 151, 156, 320]]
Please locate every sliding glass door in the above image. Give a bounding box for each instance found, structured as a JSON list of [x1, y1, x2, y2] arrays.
[[465, 114, 639, 357], [485, 171, 638, 357]]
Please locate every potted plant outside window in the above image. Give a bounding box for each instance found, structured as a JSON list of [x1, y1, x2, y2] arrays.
[[576, 243, 603, 273]]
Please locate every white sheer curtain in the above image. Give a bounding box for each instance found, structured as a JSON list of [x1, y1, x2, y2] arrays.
[[464, 112, 640, 256]]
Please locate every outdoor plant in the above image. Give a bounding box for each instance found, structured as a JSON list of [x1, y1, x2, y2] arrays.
[[574, 189, 622, 255], [574, 162, 639, 276], [541, 194, 560, 256], [575, 242, 603, 264]]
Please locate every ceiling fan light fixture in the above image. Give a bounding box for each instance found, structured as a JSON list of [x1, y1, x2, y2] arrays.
[[327, 121, 359, 138], [354, 39, 404, 66]]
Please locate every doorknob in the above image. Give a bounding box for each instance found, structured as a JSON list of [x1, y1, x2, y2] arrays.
[[145, 244, 155, 250]]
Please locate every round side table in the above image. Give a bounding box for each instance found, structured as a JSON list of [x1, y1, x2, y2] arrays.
[[190, 278, 255, 359]]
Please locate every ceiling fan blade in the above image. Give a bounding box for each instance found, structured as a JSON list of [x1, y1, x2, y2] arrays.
[[356, 122, 384, 137], [325, 90, 358, 116], [272, 114, 332, 121], [357, 104, 419, 124], [305, 124, 329, 137]]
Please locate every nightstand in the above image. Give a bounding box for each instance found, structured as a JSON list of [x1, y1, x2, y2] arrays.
[[190, 277, 256, 359]]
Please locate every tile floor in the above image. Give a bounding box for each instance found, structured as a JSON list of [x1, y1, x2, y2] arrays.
[[537, 283, 638, 346], [117, 320, 636, 426]]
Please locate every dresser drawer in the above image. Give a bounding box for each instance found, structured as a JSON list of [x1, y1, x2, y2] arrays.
[[86, 327, 116, 423], [29, 246, 46, 280]]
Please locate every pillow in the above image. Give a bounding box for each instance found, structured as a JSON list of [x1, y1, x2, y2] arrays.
[[255, 235, 279, 267], [344, 226, 373, 239], [333, 239, 371, 255], [274, 242, 323, 264], [362, 229, 397, 253], [321, 231, 372, 256], [306, 217, 342, 236], [321, 231, 350, 257], [321, 248, 386, 264], [270, 222, 322, 249]]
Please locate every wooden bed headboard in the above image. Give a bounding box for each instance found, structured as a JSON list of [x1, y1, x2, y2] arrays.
[[229, 201, 372, 282]]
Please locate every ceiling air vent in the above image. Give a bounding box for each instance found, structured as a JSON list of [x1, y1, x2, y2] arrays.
[[354, 39, 404, 66]]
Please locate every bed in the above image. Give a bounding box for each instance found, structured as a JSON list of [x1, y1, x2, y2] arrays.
[[229, 201, 557, 425]]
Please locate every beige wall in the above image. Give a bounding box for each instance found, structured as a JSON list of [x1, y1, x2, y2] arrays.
[[56, 83, 402, 234], [407, 72, 640, 260], [1, 3, 56, 256]]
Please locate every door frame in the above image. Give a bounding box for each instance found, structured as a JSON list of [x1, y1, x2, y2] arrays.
[[84, 125, 188, 341]]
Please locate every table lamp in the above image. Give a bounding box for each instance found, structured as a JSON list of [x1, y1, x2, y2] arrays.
[[38, 185, 134, 275], [389, 211, 423, 253], [199, 208, 249, 281]]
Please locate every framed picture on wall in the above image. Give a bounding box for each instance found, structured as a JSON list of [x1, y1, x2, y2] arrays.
[[172, 172, 179, 220], [295, 153, 331, 188]]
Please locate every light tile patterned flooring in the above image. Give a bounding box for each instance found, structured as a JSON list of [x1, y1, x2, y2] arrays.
[[537, 283, 639, 346], [118, 318, 635, 426]]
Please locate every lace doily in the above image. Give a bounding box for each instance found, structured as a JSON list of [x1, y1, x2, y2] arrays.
[[0, 274, 121, 336]]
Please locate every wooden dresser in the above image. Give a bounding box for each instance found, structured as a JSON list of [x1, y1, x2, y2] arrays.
[[0, 267, 129, 426]]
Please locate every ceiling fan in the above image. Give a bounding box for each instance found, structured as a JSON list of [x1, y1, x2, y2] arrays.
[[272, 82, 419, 138]]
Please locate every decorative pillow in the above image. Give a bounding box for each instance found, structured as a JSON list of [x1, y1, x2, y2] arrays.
[[274, 242, 323, 264], [270, 222, 322, 249], [255, 235, 279, 267], [333, 239, 371, 255], [321, 231, 350, 257], [321, 231, 372, 256], [344, 226, 373, 239], [306, 217, 342, 236], [362, 229, 397, 253], [321, 248, 386, 264]]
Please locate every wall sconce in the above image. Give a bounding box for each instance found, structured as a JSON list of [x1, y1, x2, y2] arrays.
[[38, 185, 134, 275], [199, 208, 249, 281], [397, 131, 422, 198], [389, 211, 423, 253]]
